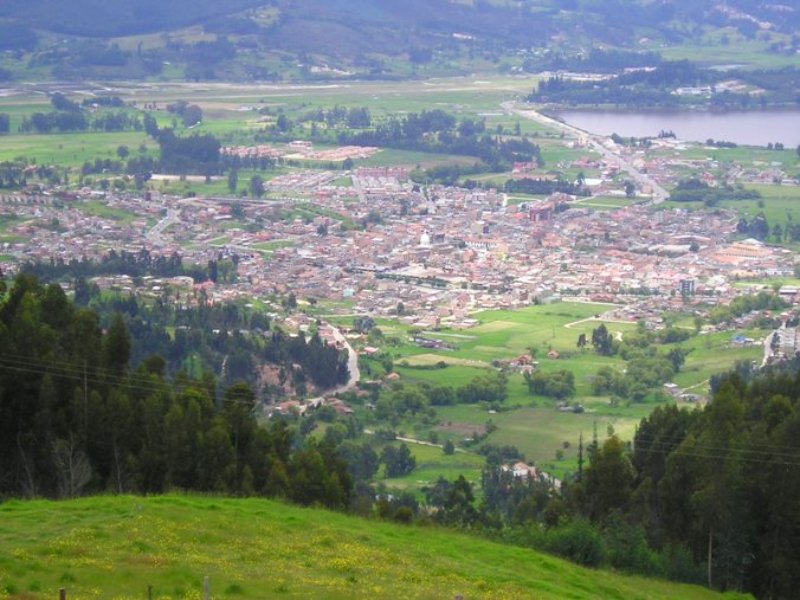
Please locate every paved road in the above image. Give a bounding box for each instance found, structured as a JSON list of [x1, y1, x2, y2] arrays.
[[146, 207, 180, 245], [364, 429, 469, 454], [501, 101, 670, 204], [762, 329, 778, 368], [563, 315, 638, 329]]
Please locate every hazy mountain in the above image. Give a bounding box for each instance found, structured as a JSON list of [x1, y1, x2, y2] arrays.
[[0, 0, 796, 80]]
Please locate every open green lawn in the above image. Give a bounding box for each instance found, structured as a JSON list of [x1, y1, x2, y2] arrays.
[[434, 303, 635, 362], [432, 393, 663, 480], [0, 214, 24, 234], [0, 495, 745, 600], [666, 329, 766, 389]]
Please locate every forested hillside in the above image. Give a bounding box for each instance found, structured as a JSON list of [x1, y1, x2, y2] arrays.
[[2, 0, 795, 41], [0, 274, 350, 500], [0, 0, 797, 81]]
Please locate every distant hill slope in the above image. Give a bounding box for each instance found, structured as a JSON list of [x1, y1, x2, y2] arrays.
[[0, 0, 796, 80], [0, 495, 750, 599], [0, 0, 268, 37], [1, 0, 796, 45]]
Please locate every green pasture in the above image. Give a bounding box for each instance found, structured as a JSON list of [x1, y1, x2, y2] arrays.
[[655, 145, 798, 169], [379, 441, 485, 495], [661, 28, 800, 69], [660, 184, 800, 242], [0, 131, 156, 168], [0, 214, 23, 233], [395, 364, 491, 388], [665, 329, 767, 389], [538, 140, 596, 166], [250, 240, 295, 252], [0, 234, 25, 245], [444, 302, 633, 358], [735, 277, 800, 290], [148, 168, 285, 198], [380, 304, 768, 478], [75, 200, 141, 224], [0, 495, 740, 600], [573, 196, 635, 211], [433, 396, 678, 480], [355, 148, 479, 169]]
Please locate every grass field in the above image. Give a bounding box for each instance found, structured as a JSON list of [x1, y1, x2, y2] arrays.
[[355, 148, 478, 169], [573, 196, 635, 211], [380, 442, 486, 494], [659, 183, 800, 246], [76, 200, 142, 224], [661, 28, 800, 69], [0, 131, 156, 168], [383, 302, 767, 475], [0, 495, 748, 600]]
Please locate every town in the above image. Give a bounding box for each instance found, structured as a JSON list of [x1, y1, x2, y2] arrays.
[[2, 133, 796, 327]]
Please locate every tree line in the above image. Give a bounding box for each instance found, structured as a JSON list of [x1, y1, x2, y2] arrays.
[[363, 362, 800, 597], [22, 250, 211, 283], [671, 178, 762, 207], [16, 261, 349, 392], [17, 94, 143, 134], [505, 177, 589, 196], [325, 108, 542, 171], [0, 273, 355, 506]]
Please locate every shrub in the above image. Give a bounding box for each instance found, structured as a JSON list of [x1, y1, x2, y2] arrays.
[[545, 519, 605, 567]]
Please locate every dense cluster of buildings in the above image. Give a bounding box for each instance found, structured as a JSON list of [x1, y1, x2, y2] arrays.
[[1, 158, 795, 327]]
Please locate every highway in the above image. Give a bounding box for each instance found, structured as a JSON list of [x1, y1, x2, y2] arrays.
[[145, 207, 181, 245], [501, 101, 670, 204]]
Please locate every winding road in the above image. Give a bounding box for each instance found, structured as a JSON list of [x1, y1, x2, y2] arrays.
[[328, 324, 361, 394]]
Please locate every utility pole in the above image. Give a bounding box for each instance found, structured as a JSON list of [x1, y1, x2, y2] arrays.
[[83, 359, 88, 436]]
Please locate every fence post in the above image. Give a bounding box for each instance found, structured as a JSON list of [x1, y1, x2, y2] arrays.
[[147, 584, 153, 600], [59, 589, 66, 600], [203, 576, 210, 600]]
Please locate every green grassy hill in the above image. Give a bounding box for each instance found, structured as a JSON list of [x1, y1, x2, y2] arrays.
[[0, 495, 749, 599]]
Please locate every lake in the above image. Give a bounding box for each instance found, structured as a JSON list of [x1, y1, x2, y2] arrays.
[[550, 109, 800, 147]]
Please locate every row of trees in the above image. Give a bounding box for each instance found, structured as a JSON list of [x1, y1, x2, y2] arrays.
[[505, 177, 588, 196], [16, 94, 142, 134], [331, 109, 542, 171], [671, 178, 762, 207], [22, 250, 216, 283]]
